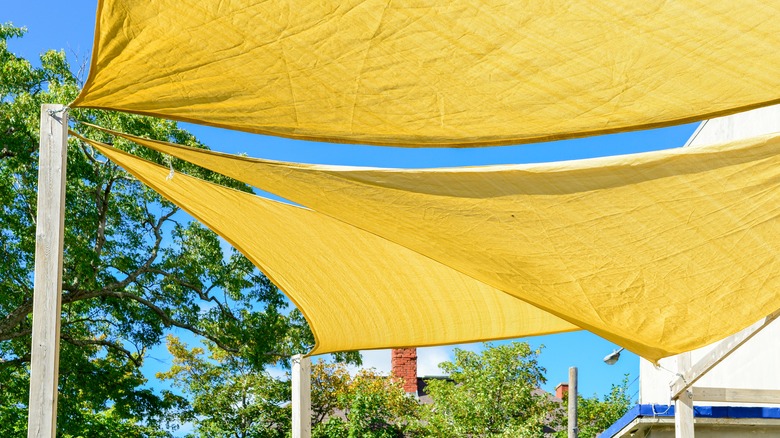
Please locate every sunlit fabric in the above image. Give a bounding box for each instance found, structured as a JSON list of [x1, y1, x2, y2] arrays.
[[72, 0, 780, 146], [73, 133, 577, 355], [90, 125, 780, 361]]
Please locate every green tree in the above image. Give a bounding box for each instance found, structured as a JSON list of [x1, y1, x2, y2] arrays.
[[422, 342, 558, 437], [310, 362, 422, 438], [557, 376, 632, 438], [310, 360, 351, 426], [58, 407, 172, 438], [0, 23, 325, 435], [157, 335, 291, 438]]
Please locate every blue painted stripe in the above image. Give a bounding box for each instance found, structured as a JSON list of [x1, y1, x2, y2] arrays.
[[599, 404, 780, 437]]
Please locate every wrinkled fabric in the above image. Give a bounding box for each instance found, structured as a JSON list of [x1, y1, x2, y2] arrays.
[[73, 133, 577, 355], [72, 0, 780, 146], [88, 125, 780, 361]]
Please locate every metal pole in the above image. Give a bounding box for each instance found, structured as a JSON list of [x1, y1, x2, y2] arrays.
[[568, 366, 578, 438], [27, 104, 68, 438], [291, 354, 311, 438]]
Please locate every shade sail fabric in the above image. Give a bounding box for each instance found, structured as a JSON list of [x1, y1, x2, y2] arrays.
[[73, 134, 577, 355], [72, 0, 780, 147], [92, 125, 780, 361]]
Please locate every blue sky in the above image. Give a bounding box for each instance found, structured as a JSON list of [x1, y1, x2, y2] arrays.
[[5, 1, 704, 404]]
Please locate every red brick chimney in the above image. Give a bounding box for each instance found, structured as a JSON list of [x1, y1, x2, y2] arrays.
[[555, 383, 569, 400], [391, 348, 418, 394]]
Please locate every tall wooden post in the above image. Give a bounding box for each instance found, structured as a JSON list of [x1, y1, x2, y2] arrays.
[[675, 352, 695, 438], [27, 104, 68, 438], [568, 366, 578, 438], [291, 354, 311, 438]]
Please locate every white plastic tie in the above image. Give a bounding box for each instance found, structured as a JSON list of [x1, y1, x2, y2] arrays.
[[166, 158, 175, 180]]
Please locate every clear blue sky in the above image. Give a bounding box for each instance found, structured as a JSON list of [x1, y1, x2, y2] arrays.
[[5, 1, 702, 402]]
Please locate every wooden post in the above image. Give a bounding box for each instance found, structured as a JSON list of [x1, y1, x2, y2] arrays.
[[692, 387, 780, 404], [568, 366, 578, 438], [291, 354, 311, 438], [27, 104, 68, 438], [675, 352, 695, 438]]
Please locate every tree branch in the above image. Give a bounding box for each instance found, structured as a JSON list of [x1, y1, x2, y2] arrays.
[[60, 333, 143, 367], [147, 268, 238, 321], [0, 300, 33, 338], [63, 288, 240, 354], [0, 328, 31, 342], [93, 175, 115, 258], [76, 139, 106, 165], [0, 353, 31, 369]]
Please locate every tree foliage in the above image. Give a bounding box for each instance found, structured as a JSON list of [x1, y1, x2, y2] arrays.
[[0, 22, 328, 435], [309, 343, 628, 438], [157, 335, 291, 438], [422, 342, 558, 437], [311, 362, 422, 438], [310, 361, 351, 426]]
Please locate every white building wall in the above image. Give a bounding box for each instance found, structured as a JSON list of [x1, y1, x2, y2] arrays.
[[640, 104, 780, 406], [639, 318, 780, 405]]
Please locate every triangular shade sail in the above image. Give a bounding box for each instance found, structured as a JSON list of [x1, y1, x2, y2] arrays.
[[73, 133, 577, 355], [90, 125, 780, 361], [72, 0, 780, 146]]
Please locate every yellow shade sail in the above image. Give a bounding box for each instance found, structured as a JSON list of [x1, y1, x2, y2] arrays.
[[90, 125, 780, 361], [73, 133, 577, 355], [72, 0, 780, 146]]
